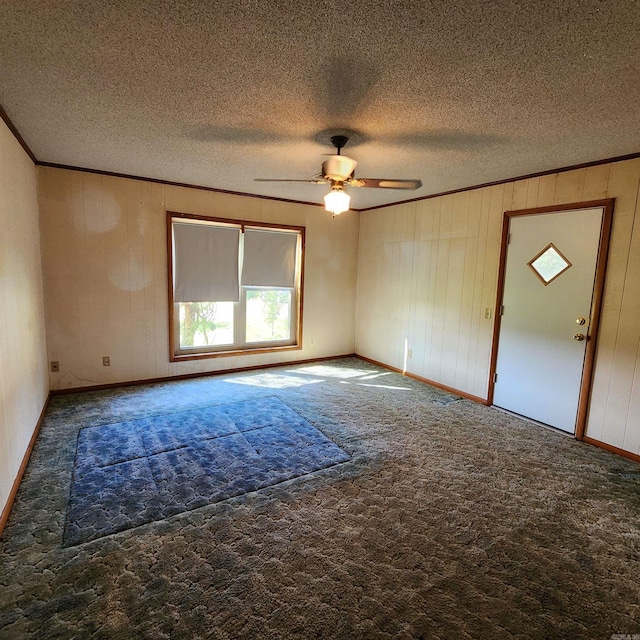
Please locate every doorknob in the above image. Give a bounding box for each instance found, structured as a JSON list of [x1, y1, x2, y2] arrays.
[[573, 333, 586, 341]]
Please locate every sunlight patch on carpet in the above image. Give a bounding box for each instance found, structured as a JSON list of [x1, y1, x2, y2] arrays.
[[223, 373, 325, 389], [64, 397, 349, 546]]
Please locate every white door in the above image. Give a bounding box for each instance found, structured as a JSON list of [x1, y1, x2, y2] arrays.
[[493, 207, 604, 433]]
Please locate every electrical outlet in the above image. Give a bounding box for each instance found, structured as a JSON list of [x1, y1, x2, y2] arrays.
[[310, 338, 315, 345], [407, 349, 413, 358], [50, 361, 59, 372], [485, 308, 493, 320], [102, 356, 111, 367]]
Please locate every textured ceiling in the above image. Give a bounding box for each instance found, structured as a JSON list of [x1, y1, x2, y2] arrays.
[[1, 0, 640, 209]]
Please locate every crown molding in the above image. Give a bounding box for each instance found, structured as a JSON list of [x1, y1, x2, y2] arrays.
[[359, 152, 640, 212], [3, 101, 640, 213], [37, 161, 325, 209], [0, 103, 37, 164]]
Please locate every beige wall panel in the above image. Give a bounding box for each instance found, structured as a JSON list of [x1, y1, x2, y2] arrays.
[[407, 203, 424, 371], [586, 159, 640, 444], [594, 172, 640, 449], [554, 168, 586, 204], [461, 188, 484, 394], [150, 182, 170, 379], [0, 123, 48, 516], [356, 157, 640, 456], [525, 177, 541, 208], [511, 180, 529, 211], [378, 209, 396, 366], [441, 191, 469, 388], [501, 181, 515, 218], [471, 185, 506, 396], [536, 173, 558, 207], [39, 174, 77, 389], [423, 198, 443, 380], [35, 154, 640, 459], [124, 180, 151, 383], [383, 208, 402, 368], [385, 208, 401, 366], [428, 195, 453, 382], [356, 203, 423, 372], [140, 184, 164, 380], [39, 168, 358, 388], [103, 177, 134, 385], [388, 207, 404, 367], [294, 204, 358, 360], [354, 209, 383, 363], [625, 344, 640, 455], [583, 164, 611, 200], [81, 173, 112, 386], [411, 199, 437, 376], [399, 204, 417, 368], [69, 173, 96, 386], [165, 185, 264, 223], [357, 181, 511, 400]]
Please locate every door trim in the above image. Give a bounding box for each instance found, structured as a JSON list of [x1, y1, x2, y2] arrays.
[[487, 199, 615, 439]]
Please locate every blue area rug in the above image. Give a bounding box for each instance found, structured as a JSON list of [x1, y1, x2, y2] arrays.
[[64, 397, 349, 546]]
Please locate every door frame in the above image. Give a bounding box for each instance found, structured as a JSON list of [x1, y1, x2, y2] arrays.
[[487, 199, 615, 439]]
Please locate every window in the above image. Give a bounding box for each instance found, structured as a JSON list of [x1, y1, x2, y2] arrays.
[[527, 242, 572, 285], [168, 212, 304, 360]]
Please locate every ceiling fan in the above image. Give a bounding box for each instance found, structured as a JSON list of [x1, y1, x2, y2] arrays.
[[255, 135, 422, 215]]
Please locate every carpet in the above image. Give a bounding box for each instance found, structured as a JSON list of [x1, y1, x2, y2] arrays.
[[65, 396, 350, 546], [1, 358, 639, 639]]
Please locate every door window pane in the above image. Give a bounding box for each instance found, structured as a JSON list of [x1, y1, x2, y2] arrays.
[[528, 243, 572, 285], [179, 302, 234, 348], [246, 290, 292, 343]]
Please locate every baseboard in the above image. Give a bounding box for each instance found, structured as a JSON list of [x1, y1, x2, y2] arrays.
[[0, 393, 51, 538], [50, 353, 358, 395], [582, 436, 640, 464], [355, 354, 489, 405]]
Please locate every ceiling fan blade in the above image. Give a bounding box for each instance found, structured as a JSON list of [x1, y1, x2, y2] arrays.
[[254, 178, 326, 184], [348, 178, 422, 190]]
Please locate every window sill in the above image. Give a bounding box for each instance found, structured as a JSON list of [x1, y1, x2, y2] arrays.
[[170, 343, 302, 362]]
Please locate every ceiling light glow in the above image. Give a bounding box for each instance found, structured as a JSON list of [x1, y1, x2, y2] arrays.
[[324, 186, 350, 216]]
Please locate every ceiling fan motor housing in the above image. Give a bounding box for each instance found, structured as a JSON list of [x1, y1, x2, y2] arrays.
[[322, 155, 358, 181]]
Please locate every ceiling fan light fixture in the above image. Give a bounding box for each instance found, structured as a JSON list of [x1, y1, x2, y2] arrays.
[[254, 136, 421, 209], [324, 186, 350, 216]]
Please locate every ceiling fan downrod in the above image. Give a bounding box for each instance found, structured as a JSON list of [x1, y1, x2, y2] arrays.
[[330, 135, 349, 155]]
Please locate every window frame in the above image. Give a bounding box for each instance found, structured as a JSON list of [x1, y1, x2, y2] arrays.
[[167, 211, 305, 361]]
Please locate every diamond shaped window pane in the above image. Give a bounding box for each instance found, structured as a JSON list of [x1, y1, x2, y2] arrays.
[[528, 243, 571, 285]]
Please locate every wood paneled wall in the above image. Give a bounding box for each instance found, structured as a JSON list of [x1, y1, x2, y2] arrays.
[[38, 167, 359, 390], [0, 120, 48, 516], [356, 159, 640, 455]]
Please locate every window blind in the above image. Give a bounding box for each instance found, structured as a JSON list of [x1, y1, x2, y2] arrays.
[[241, 228, 298, 288], [172, 222, 240, 302]]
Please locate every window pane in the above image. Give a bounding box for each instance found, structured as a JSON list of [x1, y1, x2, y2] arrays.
[[241, 229, 297, 287], [179, 302, 234, 348], [246, 290, 292, 343], [173, 222, 240, 302], [528, 243, 571, 285]]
